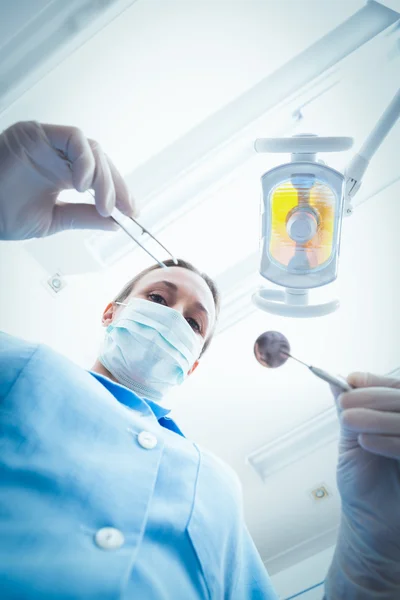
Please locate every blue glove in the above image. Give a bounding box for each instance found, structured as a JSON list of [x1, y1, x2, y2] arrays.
[[325, 372, 400, 598], [0, 121, 137, 240]]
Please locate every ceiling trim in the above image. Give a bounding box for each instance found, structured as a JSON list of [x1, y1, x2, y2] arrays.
[[0, 0, 139, 114], [246, 407, 340, 482], [376, 0, 400, 12], [264, 525, 338, 576]]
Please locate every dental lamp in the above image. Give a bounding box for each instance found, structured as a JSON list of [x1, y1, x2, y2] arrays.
[[252, 88, 400, 318]]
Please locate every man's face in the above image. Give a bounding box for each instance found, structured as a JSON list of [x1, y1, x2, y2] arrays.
[[103, 267, 217, 362]]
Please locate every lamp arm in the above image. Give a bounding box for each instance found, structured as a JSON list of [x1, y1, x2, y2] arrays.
[[344, 87, 400, 212]]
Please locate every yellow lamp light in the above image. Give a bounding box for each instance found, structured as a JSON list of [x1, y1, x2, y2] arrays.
[[259, 160, 345, 291], [269, 178, 335, 270]]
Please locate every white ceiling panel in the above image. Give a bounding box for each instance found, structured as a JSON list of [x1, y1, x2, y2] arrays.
[[0, 0, 139, 112], [0, 0, 366, 171]]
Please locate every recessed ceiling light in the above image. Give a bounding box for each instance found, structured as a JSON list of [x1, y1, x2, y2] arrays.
[[310, 484, 330, 501], [43, 272, 66, 297]]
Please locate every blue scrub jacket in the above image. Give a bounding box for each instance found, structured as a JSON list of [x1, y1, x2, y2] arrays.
[[0, 332, 278, 599]]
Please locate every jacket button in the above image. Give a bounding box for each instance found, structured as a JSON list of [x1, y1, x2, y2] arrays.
[[137, 431, 158, 450], [95, 527, 125, 550]]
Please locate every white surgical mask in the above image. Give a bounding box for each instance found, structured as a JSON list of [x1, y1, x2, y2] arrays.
[[99, 298, 203, 402]]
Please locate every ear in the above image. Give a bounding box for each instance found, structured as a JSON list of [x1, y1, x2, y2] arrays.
[[187, 360, 199, 376], [102, 302, 117, 327]]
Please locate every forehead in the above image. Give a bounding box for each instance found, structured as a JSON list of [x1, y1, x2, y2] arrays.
[[132, 266, 216, 316]]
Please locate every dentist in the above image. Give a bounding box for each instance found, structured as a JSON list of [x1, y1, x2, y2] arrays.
[[0, 121, 399, 599]]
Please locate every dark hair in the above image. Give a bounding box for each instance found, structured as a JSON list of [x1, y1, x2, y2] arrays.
[[113, 258, 220, 355]]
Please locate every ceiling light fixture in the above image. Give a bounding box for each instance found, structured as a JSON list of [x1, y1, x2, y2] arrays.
[[252, 86, 400, 318]]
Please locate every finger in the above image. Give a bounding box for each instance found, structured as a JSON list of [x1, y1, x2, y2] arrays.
[[347, 371, 400, 390], [340, 407, 400, 436], [330, 385, 345, 422], [88, 140, 116, 218], [49, 203, 119, 235], [358, 433, 400, 460], [339, 387, 400, 412], [41, 124, 95, 192], [105, 153, 138, 218], [330, 383, 345, 403]]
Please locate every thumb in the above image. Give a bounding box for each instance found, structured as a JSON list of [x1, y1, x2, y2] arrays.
[[49, 202, 119, 235], [347, 371, 400, 390]]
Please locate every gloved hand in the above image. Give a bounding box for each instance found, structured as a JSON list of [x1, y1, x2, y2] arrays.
[[336, 372, 400, 531], [0, 121, 137, 240], [325, 373, 400, 597]]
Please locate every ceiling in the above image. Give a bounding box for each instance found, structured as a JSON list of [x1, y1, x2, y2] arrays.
[[0, 0, 399, 580]]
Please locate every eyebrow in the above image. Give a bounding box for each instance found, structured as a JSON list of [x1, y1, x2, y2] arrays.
[[156, 280, 210, 316]]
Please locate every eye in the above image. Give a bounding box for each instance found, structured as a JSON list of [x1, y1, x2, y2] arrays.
[[148, 293, 167, 306], [186, 317, 202, 334]]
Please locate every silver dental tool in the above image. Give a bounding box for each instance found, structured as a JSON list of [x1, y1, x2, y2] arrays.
[[58, 150, 178, 269], [254, 331, 353, 392], [281, 351, 353, 392]]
